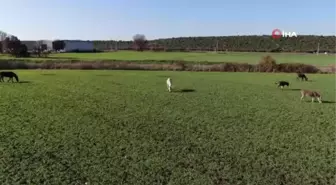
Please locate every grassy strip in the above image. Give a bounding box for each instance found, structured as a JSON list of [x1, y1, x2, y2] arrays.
[[0, 71, 334, 184], [0, 59, 333, 73]]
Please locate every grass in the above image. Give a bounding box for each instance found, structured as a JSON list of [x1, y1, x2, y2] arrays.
[[1, 51, 335, 66], [0, 70, 335, 185]]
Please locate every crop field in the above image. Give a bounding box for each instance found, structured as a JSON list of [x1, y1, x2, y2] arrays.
[[0, 70, 335, 185], [0, 51, 335, 66]]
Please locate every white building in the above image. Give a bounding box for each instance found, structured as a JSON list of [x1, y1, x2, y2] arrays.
[[40, 40, 53, 50], [63, 41, 94, 52]]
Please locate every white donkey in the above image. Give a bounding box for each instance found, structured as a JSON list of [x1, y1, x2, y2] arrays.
[[166, 78, 173, 92]]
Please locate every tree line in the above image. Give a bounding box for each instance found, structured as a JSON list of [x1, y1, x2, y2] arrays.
[[0, 31, 74, 57], [0, 31, 51, 57], [94, 35, 336, 53], [1, 30, 335, 59]]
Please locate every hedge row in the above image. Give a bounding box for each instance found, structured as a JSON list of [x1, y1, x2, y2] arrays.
[[0, 57, 333, 73], [93, 36, 336, 53]]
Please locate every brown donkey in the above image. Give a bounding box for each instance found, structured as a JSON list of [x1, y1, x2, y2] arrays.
[[300, 90, 322, 103]]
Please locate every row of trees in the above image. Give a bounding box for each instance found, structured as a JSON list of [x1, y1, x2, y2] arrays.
[[0, 33, 29, 57], [1, 30, 335, 58], [0, 31, 68, 57], [95, 35, 336, 53]]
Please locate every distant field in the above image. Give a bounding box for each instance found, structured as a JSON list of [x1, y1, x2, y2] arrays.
[[0, 51, 335, 66], [0, 70, 334, 184]]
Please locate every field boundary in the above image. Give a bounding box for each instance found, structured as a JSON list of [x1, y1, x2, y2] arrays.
[[0, 60, 334, 73]]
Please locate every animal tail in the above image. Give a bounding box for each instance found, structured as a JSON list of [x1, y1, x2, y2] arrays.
[[14, 74, 19, 82]]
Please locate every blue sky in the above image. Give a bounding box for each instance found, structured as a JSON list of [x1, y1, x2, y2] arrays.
[[1, 0, 335, 40]]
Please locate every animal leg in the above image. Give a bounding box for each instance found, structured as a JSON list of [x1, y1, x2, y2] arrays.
[[311, 97, 315, 103], [300, 95, 304, 101], [317, 97, 322, 103], [7, 77, 13, 82]]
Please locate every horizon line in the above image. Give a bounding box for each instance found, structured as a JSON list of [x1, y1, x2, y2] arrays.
[[19, 34, 336, 42]]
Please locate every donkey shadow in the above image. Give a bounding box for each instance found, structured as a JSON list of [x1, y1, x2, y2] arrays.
[[321, 100, 336, 104], [303, 100, 336, 104], [173, 88, 196, 93], [283, 88, 301, 91], [0, 80, 32, 84], [19, 81, 32, 84], [96, 74, 114, 77], [157, 75, 170, 78]]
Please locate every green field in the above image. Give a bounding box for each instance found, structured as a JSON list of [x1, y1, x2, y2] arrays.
[[0, 70, 334, 184], [1, 51, 335, 66]]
